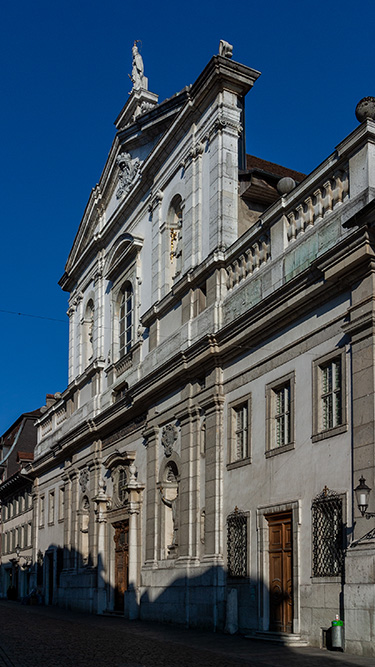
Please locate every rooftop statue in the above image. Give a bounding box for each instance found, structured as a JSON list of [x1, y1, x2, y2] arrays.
[[130, 40, 147, 91]]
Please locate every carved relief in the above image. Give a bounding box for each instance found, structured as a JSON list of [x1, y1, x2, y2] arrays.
[[79, 468, 90, 493], [116, 152, 142, 199], [161, 424, 178, 458]]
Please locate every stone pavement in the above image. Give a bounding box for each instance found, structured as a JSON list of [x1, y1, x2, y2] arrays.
[[0, 601, 373, 667]]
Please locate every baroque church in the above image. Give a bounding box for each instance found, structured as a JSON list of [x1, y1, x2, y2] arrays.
[[5, 41, 375, 654]]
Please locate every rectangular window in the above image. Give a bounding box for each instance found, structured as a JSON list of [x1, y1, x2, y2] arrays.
[[227, 396, 251, 468], [312, 350, 346, 441], [48, 491, 55, 525], [28, 522, 32, 547], [227, 509, 248, 578], [39, 496, 45, 527], [312, 491, 343, 577], [58, 486, 65, 522], [266, 372, 295, 456]]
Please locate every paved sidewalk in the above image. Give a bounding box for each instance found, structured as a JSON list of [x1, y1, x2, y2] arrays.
[[0, 601, 373, 667]]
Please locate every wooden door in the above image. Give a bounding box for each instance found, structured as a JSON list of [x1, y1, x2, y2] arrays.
[[114, 520, 129, 612], [268, 512, 293, 633]]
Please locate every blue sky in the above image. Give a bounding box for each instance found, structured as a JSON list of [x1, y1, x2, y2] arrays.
[[1, 0, 374, 433]]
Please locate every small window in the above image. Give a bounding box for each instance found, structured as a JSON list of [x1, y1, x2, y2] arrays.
[[48, 490, 55, 525], [227, 508, 248, 578], [312, 488, 344, 577], [39, 496, 45, 527], [227, 397, 251, 468], [312, 350, 346, 441], [58, 487, 65, 522], [119, 283, 133, 358], [266, 372, 295, 456]]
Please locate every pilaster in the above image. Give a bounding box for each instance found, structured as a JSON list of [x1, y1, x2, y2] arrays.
[[200, 390, 225, 562], [143, 425, 159, 564], [175, 403, 201, 561]]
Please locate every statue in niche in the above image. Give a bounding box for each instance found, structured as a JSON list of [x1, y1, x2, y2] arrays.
[[130, 40, 146, 91], [159, 462, 179, 552]]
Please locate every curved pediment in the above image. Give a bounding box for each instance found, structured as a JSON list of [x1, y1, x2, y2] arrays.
[[106, 233, 143, 282], [103, 449, 136, 471]]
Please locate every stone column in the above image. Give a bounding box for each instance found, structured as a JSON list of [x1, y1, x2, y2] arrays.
[[200, 389, 225, 561], [175, 403, 201, 561], [125, 503, 140, 619], [143, 425, 159, 564], [93, 481, 108, 615]]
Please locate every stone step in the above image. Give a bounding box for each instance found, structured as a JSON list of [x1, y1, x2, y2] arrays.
[[246, 631, 309, 647]]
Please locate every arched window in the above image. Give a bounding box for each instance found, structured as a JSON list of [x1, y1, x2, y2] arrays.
[[119, 283, 133, 358], [118, 468, 127, 503]]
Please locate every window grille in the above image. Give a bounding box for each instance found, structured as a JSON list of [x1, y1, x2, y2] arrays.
[[227, 507, 247, 577], [312, 488, 343, 577]]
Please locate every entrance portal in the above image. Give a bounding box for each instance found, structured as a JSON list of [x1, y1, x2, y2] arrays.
[[267, 511, 293, 633], [113, 520, 129, 612]]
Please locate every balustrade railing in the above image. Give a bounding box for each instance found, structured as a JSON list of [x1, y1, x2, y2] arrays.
[[226, 232, 271, 290], [286, 168, 349, 243]]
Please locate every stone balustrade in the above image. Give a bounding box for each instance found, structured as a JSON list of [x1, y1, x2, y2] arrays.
[[286, 168, 349, 243], [226, 232, 271, 290], [56, 407, 67, 425]]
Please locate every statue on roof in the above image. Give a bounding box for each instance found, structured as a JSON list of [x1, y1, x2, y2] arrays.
[[129, 40, 147, 91]]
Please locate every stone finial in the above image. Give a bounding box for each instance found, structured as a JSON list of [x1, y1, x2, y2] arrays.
[[355, 97, 375, 123], [277, 177, 296, 195], [219, 40, 233, 59]]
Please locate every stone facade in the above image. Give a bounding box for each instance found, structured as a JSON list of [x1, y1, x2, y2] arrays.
[[13, 44, 375, 655]]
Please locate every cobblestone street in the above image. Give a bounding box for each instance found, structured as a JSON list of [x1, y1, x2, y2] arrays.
[[0, 601, 374, 667]]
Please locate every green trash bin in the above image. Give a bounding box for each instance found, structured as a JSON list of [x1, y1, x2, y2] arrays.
[[331, 619, 343, 650]]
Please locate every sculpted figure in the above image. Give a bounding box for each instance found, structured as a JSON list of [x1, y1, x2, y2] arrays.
[[159, 484, 179, 547], [130, 41, 145, 90]]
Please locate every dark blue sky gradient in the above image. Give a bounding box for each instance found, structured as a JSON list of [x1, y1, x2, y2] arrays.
[[1, 0, 374, 432]]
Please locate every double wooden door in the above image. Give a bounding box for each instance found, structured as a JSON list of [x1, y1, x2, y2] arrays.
[[114, 520, 129, 612], [268, 512, 293, 633]]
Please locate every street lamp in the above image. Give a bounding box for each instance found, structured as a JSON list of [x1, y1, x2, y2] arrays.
[[355, 476, 375, 518]]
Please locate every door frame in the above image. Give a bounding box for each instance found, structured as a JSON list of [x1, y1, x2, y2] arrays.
[[256, 500, 301, 634]]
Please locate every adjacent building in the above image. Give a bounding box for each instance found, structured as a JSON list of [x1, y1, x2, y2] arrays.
[[0, 408, 42, 599], [9, 43, 375, 655]]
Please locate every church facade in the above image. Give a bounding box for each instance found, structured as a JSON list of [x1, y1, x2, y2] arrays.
[[29, 43, 375, 655]]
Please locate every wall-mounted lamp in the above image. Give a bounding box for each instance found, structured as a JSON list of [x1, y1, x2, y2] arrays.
[[355, 476, 375, 518]]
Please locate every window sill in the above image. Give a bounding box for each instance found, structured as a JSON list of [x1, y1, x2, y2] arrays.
[[312, 423, 347, 443], [265, 442, 295, 458], [311, 576, 342, 584], [227, 457, 251, 470]]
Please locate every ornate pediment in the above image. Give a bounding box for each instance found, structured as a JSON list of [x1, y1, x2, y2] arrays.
[[105, 233, 143, 282]]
